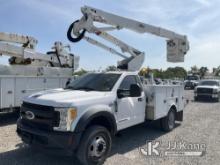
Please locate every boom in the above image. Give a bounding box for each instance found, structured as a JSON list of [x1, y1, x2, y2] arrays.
[[0, 32, 79, 69], [67, 6, 189, 71]]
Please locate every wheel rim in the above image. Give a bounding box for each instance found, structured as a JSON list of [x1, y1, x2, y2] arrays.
[[88, 135, 107, 159], [168, 111, 175, 129]]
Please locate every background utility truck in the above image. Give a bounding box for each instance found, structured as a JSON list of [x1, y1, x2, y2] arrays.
[[0, 32, 79, 112], [17, 6, 189, 165]]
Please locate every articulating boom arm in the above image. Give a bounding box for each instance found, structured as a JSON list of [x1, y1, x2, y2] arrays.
[[67, 6, 189, 71], [0, 32, 79, 69]]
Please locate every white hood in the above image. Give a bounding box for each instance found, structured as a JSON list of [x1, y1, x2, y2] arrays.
[[196, 85, 218, 89], [23, 88, 110, 107]]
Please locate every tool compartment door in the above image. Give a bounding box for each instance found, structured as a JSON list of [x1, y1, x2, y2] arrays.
[[178, 85, 184, 111], [15, 77, 28, 107], [1, 78, 15, 108], [25, 77, 45, 95], [45, 78, 60, 89], [154, 86, 167, 119]]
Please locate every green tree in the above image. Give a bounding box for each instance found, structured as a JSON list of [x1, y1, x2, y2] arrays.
[[199, 67, 208, 78], [73, 68, 87, 76], [190, 65, 199, 74], [214, 66, 220, 76], [143, 67, 187, 79], [105, 65, 117, 71], [163, 67, 187, 79]]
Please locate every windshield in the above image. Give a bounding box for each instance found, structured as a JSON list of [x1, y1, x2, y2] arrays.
[[199, 81, 219, 86], [186, 75, 199, 80], [66, 73, 121, 91]]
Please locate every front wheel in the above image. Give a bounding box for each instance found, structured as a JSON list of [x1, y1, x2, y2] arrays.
[[160, 109, 176, 132], [215, 95, 220, 102], [76, 125, 112, 165], [194, 96, 198, 101]]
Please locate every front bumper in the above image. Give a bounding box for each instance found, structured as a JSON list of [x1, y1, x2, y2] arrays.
[[185, 83, 195, 88], [17, 118, 82, 155], [195, 93, 219, 99]]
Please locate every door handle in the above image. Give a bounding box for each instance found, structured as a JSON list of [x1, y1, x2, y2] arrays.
[[8, 91, 13, 94], [138, 98, 143, 102], [21, 90, 26, 93]]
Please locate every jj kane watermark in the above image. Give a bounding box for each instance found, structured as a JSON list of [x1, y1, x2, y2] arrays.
[[140, 140, 206, 157]]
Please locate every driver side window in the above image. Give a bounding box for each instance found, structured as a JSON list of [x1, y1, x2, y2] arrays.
[[119, 75, 137, 90]]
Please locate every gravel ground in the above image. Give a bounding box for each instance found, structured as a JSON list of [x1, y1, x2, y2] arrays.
[[0, 90, 220, 165]]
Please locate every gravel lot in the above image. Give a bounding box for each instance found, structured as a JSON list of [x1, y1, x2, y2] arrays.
[[0, 90, 220, 165]]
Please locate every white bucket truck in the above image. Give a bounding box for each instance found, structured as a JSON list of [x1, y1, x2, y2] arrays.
[[0, 32, 79, 112], [17, 6, 189, 165]]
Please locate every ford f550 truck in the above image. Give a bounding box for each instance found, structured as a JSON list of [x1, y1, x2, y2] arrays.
[[17, 72, 184, 165], [17, 6, 189, 165]]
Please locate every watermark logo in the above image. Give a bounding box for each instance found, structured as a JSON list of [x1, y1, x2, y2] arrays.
[[140, 140, 206, 157], [140, 141, 160, 156]]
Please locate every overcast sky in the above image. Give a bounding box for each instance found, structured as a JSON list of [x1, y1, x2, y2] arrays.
[[0, 0, 219, 71]]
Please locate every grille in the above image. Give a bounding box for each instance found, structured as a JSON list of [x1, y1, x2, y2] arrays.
[[186, 82, 193, 86], [20, 102, 60, 131], [197, 88, 213, 94]]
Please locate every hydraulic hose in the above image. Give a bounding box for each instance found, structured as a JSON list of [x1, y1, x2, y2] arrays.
[[67, 20, 86, 42]]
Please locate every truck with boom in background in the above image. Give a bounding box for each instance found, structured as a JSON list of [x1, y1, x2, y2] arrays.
[[0, 32, 79, 112]]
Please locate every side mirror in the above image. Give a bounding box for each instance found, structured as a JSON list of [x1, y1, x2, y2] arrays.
[[117, 89, 124, 99], [130, 84, 141, 97]]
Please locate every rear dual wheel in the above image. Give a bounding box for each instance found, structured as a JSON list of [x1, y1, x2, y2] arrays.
[[160, 109, 176, 132]]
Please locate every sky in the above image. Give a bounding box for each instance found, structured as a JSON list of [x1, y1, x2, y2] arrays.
[[0, 0, 220, 71]]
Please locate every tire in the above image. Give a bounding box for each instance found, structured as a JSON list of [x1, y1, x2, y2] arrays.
[[194, 96, 198, 101], [76, 125, 112, 165], [160, 109, 176, 132], [215, 95, 220, 102]]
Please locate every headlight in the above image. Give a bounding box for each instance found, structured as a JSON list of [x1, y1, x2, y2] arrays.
[[54, 107, 77, 131]]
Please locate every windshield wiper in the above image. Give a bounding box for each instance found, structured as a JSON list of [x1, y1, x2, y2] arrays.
[[73, 87, 96, 91]]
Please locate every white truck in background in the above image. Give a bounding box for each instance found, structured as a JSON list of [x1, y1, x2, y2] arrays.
[[17, 6, 189, 165], [184, 74, 200, 89], [0, 75, 74, 112], [0, 33, 79, 112]]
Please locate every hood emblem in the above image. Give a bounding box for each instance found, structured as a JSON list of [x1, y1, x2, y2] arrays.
[[25, 111, 35, 120]]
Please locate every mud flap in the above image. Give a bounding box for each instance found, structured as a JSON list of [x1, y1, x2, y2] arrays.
[[176, 111, 183, 121]]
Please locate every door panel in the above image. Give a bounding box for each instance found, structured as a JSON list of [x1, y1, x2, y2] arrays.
[[1, 78, 15, 108], [116, 97, 133, 130], [25, 77, 45, 95], [15, 77, 28, 107], [45, 78, 60, 89], [116, 75, 146, 130]]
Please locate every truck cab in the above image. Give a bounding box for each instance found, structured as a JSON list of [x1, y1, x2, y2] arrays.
[[17, 71, 184, 165], [194, 79, 220, 102], [184, 74, 200, 89]]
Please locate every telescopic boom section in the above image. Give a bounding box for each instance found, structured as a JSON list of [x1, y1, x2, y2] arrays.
[[0, 32, 78, 69], [67, 6, 189, 71]]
